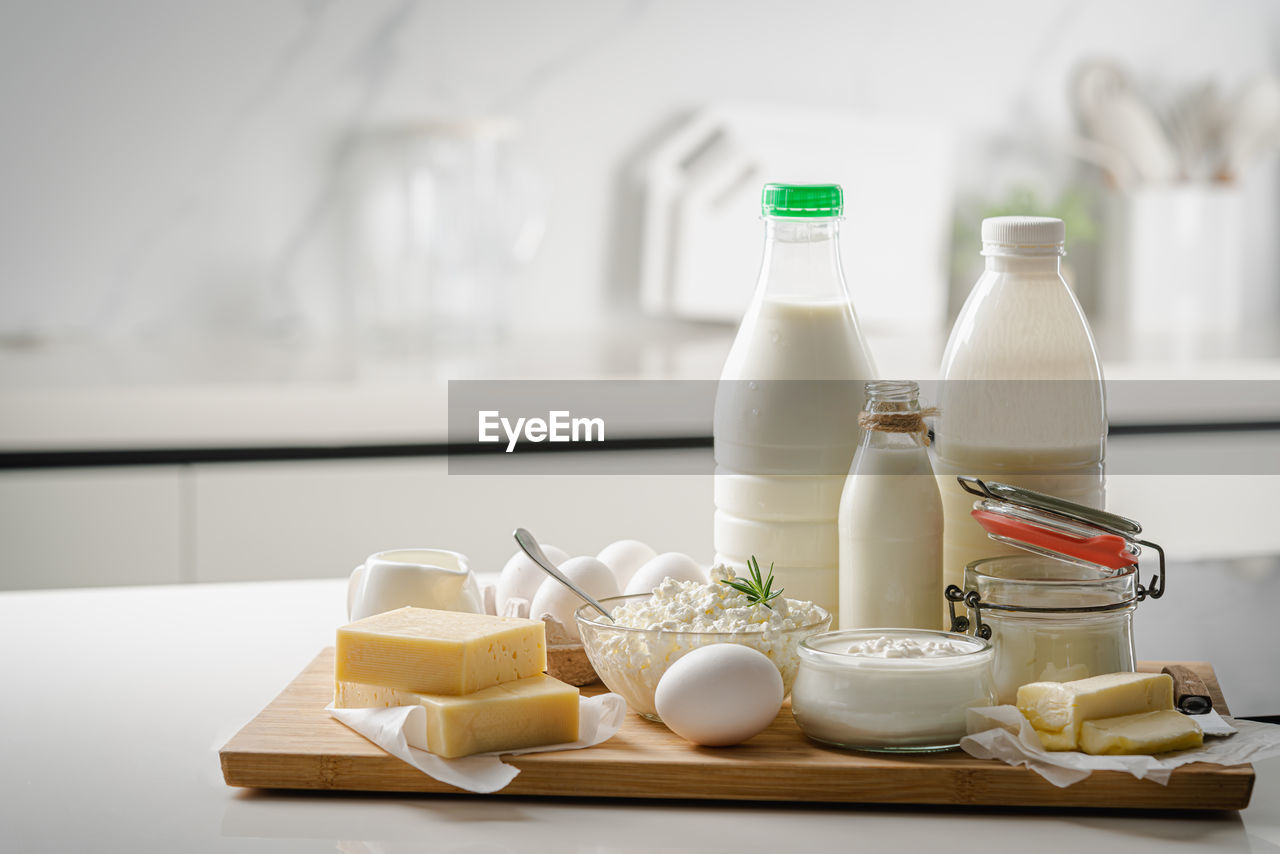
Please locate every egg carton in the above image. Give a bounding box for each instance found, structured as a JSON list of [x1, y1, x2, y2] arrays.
[[480, 583, 600, 687]]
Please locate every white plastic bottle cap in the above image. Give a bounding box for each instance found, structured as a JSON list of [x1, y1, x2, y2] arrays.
[[981, 216, 1066, 256]]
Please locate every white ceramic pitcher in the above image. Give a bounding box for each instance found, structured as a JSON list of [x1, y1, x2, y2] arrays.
[[347, 548, 483, 621]]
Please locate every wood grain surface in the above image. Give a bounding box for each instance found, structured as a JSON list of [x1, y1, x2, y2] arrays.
[[219, 649, 1254, 810]]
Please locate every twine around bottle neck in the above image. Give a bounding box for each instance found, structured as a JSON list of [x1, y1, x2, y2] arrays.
[[858, 407, 938, 443]]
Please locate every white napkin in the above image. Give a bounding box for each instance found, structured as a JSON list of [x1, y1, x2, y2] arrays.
[[328, 693, 627, 793], [961, 705, 1280, 787]]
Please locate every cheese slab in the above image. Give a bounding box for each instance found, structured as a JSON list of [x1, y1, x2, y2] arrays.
[[335, 674, 579, 758], [336, 606, 546, 695], [1017, 672, 1175, 750], [1079, 709, 1204, 756]]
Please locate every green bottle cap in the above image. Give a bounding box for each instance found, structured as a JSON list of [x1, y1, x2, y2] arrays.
[[760, 183, 843, 218]]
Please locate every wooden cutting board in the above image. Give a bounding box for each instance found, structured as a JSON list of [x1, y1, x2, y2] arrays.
[[219, 650, 1254, 810]]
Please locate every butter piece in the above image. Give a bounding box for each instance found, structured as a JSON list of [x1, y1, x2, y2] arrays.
[[1017, 682, 1075, 733], [335, 674, 580, 758], [1079, 709, 1204, 756], [1036, 662, 1092, 683], [336, 606, 546, 695], [1034, 727, 1078, 752], [1017, 672, 1175, 749]]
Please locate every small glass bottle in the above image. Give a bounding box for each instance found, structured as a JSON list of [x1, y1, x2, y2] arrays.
[[837, 381, 943, 630]]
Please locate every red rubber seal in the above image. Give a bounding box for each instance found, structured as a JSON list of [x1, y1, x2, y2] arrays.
[[970, 509, 1137, 570]]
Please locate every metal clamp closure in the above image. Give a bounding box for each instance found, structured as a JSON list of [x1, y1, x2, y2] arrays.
[[946, 584, 990, 639], [1135, 539, 1167, 602]]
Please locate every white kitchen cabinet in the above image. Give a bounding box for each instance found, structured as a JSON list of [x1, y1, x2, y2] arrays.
[[3, 432, 1278, 591], [0, 466, 185, 589], [191, 450, 714, 583]]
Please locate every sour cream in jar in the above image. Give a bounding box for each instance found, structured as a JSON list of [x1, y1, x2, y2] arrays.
[[791, 629, 996, 752]]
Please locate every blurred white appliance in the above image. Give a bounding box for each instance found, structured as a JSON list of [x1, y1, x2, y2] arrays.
[[1102, 185, 1246, 339], [1074, 63, 1280, 343], [336, 119, 545, 345], [637, 104, 955, 332]]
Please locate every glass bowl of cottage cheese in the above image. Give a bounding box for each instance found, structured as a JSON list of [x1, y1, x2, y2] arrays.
[[576, 565, 830, 720]]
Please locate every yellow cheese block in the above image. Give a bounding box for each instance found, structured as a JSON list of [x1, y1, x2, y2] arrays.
[[1016, 672, 1174, 749], [334, 674, 580, 758], [1079, 710, 1204, 756], [336, 606, 546, 695]]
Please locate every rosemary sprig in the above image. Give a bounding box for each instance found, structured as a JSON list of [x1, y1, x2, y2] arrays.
[[720, 555, 783, 609]]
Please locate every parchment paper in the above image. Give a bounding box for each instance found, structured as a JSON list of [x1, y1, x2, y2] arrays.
[[961, 704, 1280, 787], [328, 693, 627, 793]]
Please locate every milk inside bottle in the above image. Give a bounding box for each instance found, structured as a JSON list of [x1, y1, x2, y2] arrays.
[[934, 216, 1106, 609], [714, 183, 877, 617], [838, 381, 943, 630]]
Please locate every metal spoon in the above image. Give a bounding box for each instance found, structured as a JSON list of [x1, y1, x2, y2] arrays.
[[512, 528, 613, 622]]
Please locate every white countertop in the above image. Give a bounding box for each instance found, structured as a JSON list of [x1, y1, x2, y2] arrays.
[[4, 321, 1280, 452], [0, 323, 736, 450], [0, 576, 1276, 852]]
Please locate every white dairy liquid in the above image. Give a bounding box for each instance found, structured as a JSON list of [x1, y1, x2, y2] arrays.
[[725, 296, 874, 380], [715, 296, 873, 472], [791, 629, 997, 751], [715, 295, 876, 617], [713, 472, 845, 522], [838, 445, 943, 630], [715, 511, 837, 566], [936, 243, 1106, 612]]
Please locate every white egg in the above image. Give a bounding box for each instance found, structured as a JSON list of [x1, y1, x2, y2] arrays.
[[623, 552, 707, 595], [528, 556, 621, 641], [496, 543, 570, 612], [655, 644, 784, 746], [595, 539, 657, 588]]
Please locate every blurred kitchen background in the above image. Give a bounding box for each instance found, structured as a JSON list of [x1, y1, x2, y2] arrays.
[[2, 0, 1279, 593]]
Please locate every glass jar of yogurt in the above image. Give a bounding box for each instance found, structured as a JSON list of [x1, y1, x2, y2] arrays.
[[791, 629, 996, 753], [956, 556, 1139, 703], [945, 477, 1167, 703]]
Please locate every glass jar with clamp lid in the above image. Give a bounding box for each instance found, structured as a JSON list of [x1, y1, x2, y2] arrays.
[[945, 476, 1167, 703]]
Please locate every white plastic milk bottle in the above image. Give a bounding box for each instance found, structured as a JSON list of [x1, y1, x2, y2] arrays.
[[838, 381, 943, 630], [934, 216, 1106, 608], [714, 183, 877, 617]]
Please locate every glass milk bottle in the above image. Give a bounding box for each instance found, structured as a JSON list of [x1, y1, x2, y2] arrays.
[[714, 183, 877, 618], [838, 381, 943, 630], [934, 217, 1106, 608]]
